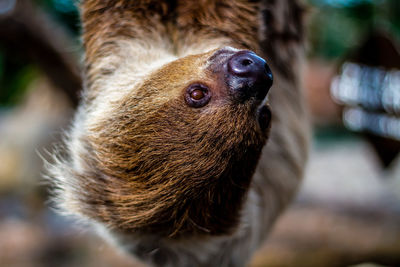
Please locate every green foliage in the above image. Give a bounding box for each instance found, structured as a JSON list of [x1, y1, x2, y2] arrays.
[[308, 0, 400, 60]]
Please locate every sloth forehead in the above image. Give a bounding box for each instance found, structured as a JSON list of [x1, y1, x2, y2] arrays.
[[136, 52, 215, 98]]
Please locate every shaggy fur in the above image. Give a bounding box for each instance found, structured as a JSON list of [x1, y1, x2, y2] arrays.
[[48, 0, 310, 266]]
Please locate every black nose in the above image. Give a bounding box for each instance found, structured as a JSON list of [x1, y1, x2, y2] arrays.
[[227, 51, 273, 102]]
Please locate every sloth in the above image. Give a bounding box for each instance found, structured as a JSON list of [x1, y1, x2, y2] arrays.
[[48, 0, 310, 266]]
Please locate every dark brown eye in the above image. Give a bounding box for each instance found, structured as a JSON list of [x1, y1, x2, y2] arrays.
[[185, 84, 211, 108], [191, 89, 205, 100]]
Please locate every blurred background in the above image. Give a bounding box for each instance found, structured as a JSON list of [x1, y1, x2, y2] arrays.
[[0, 0, 399, 266]]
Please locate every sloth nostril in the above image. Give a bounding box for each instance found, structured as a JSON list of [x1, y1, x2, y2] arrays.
[[228, 51, 266, 78], [240, 59, 253, 66]]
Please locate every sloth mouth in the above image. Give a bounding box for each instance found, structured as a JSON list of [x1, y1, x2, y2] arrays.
[[257, 105, 272, 131]]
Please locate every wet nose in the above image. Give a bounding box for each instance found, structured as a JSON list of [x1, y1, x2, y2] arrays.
[[228, 51, 267, 77], [227, 51, 273, 101]]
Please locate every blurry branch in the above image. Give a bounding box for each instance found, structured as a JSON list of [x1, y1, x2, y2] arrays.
[[0, 0, 82, 108], [252, 202, 400, 267]]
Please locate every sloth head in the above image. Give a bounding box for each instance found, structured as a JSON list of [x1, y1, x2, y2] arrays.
[[55, 46, 273, 238]]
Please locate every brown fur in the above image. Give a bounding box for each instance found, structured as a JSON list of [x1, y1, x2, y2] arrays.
[[175, 1, 259, 50], [49, 0, 309, 266], [79, 51, 268, 237]]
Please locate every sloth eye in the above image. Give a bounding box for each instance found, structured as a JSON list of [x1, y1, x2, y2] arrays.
[[185, 84, 211, 108]]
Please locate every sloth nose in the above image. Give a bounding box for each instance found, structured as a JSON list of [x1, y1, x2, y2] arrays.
[[227, 51, 273, 102]]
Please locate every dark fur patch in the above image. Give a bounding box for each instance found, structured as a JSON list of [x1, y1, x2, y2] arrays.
[[259, 0, 307, 80], [175, 1, 260, 51]]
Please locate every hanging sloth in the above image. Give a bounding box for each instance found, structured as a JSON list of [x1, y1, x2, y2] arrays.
[[48, 0, 310, 266]]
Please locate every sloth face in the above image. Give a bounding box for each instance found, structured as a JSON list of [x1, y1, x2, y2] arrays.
[[105, 47, 272, 132], [71, 47, 273, 238]]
